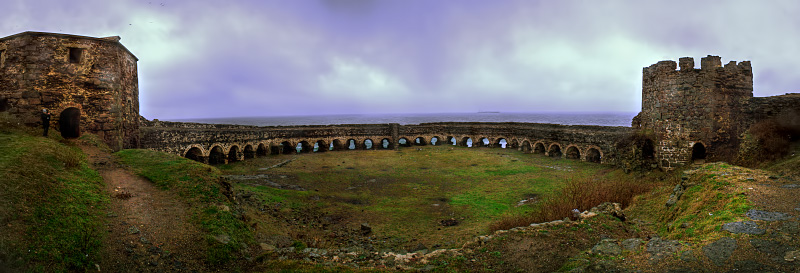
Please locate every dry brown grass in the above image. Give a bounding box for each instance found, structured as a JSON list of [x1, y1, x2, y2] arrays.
[[489, 173, 660, 231]]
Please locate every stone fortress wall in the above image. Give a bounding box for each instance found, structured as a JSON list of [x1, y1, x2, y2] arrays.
[[637, 55, 800, 170], [0, 32, 140, 150]]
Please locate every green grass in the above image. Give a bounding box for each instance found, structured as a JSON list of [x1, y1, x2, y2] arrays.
[[0, 114, 108, 272], [220, 145, 618, 249], [115, 149, 253, 265]]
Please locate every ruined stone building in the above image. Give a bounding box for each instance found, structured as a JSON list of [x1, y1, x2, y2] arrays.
[[636, 55, 800, 170], [0, 31, 140, 150]]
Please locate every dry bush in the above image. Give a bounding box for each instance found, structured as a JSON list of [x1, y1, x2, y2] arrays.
[[489, 175, 657, 231], [737, 117, 796, 166]]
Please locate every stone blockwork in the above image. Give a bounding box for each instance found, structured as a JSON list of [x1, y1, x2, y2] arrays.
[[0, 32, 139, 150], [638, 55, 800, 170], [140, 119, 630, 165]]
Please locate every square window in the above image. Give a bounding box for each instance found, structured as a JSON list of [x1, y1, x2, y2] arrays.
[[68, 48, 83, 63]]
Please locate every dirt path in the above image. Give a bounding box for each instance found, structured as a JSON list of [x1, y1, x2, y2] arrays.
[[81, 144, 207, 272]]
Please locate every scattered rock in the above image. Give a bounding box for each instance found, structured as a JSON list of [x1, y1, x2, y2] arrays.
[[591, 239, 621, 256], [785, 250, 799, 262], [621, 238, 642, 251], [666, 184, 684, 207], [646, 237, 682, 261], [780, 221, 800, 235], [679, 250, 697, 262], [746, 209, 792, 221], [139, 236, 151, 245], [360, 223, 372, 235], [589, 202, 626, 221], [750, 239, 794, 260], [213, 234, 231, 244], [439, 218, 459, 227], [721, 221, 765, 235], [703, 237, 737, 266], [127, 226, 140, 235], [260, 243, 276, 252], [780, 184, 800, 188]]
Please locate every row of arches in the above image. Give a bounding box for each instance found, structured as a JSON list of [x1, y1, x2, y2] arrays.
[[181, 136, 607, 165]]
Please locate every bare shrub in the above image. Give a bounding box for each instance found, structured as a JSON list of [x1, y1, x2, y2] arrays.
[[737, 118, 794, 166]]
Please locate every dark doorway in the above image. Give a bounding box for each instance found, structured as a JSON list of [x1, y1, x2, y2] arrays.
[[692, 143, 706, 161], [59, 107, 81, 139]]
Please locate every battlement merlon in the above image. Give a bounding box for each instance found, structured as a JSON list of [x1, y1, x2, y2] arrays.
[[643, 55, 752, 79]]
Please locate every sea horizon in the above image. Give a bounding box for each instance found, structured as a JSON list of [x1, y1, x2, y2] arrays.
[[170, 111, 638, 127]]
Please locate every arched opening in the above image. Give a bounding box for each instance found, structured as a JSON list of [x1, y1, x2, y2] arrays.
[[184, 147, 205, 163], [642, 139, 655, 159], [565, 146, 581, 160], [270, 145, 280, 155], [495, 138, 508, 148], [692, 143, 706, 162], [521, 141, 532, 153], [461, 137, 473, 147], [314, 140, 327, 153], [447, 136, 457, 146], [414, 137, 427, 146], [478, 138, 489, 147], [331, 139, 344, 151], [398, 138, 411, 147], [297, 141, 311, 153], [256, 144, 268, 157], [364, 139, 374, 150], [347, 139, 357, 150], [228, 146, 241, 163], [381, 138, 393, 149], [59, 107, 81, 139], [431, 137, 440, 146], [280, 141, 294, 154], [586, 148, 602, 163], [533, 143, 546, 154], [209, 146, 226, 165], [510, 139, 519, 149], [244, 145, 255, 159], [548, 144, 562, 158]]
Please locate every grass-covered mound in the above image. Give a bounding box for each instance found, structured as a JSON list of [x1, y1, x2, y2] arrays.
[[0, 113, 108, 272], [115, 149, 252, 265]]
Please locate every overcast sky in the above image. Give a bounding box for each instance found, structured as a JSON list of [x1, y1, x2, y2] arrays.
[[3, 0, 800, 119]]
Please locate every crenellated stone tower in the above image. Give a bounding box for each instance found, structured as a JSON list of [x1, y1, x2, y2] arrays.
[[638, 55, 754, 170], [0, 31, 140, 150]]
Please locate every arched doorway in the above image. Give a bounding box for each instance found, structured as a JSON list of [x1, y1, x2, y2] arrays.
[[228, 146, 241, 162], [59, 107, 81, 139], [244, 145, 255, 159], [381, 138, 393, 149], [256, 144, 268, 156], [692, 143, 706, 162], [521, 141, 532, 153], [548, 144, 562, 158], [533, 143, 546, 154], [208, 146, 225, 165], [586, 148, 601, 163], [565, 146, 581, 160], [364, 139, 374, 150], [184, 147, 204, 163]]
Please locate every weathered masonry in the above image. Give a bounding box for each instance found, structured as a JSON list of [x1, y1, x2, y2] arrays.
[[0, 32, 140, 150], [636, 55, 800, 170], [140, 119, 630, 165]]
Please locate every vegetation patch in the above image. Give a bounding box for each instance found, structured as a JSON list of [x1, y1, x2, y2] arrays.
[[0, 115, 108, 272]]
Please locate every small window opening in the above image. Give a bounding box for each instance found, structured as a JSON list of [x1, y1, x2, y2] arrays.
[[68, 48, 84, 63]]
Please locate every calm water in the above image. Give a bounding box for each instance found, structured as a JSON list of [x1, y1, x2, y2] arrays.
[[174, 112, 636, 127]]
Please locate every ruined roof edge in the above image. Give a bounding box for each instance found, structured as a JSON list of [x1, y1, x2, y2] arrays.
[[0, 31, 139, 61]]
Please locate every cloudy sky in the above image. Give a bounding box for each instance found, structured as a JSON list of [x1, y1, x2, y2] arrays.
[[3, 0, 800, 119]]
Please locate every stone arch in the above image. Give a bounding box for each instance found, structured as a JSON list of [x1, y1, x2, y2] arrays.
[[256, 143, 268, 156], [184, 146, 205, 163], [331, 139, 344, 151], [586, 147, 602, 163], [208, 145, 226, 165], [478, 137, 490, 147], [510, 139, 519, 149], [547, 143, 562, 158], [59, 107, 81, 139], [314, 140, 328, 152], [430, 136, 441, 146], [293, 141, 308, 153], [565, 145, 581, 160], [381, 138, 393, 149], [521, 140, 532, 153], [691, 142, 706, 162], [346, 139, 358, 150], [398, 137, 411, 147], [447, 136, 457, 146], [228, 145, 241, 162], [461, 137, 473, 147], [495, 138, 508, 148], [243, 144, 255, 159], [533, 142, 546, 154], [364, 139, 374, 150], [414, 137, 427, 146], [280, 141, 294, 154]]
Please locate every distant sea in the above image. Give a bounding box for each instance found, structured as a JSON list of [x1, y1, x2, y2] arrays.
[[174, 112, 637, 127]]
